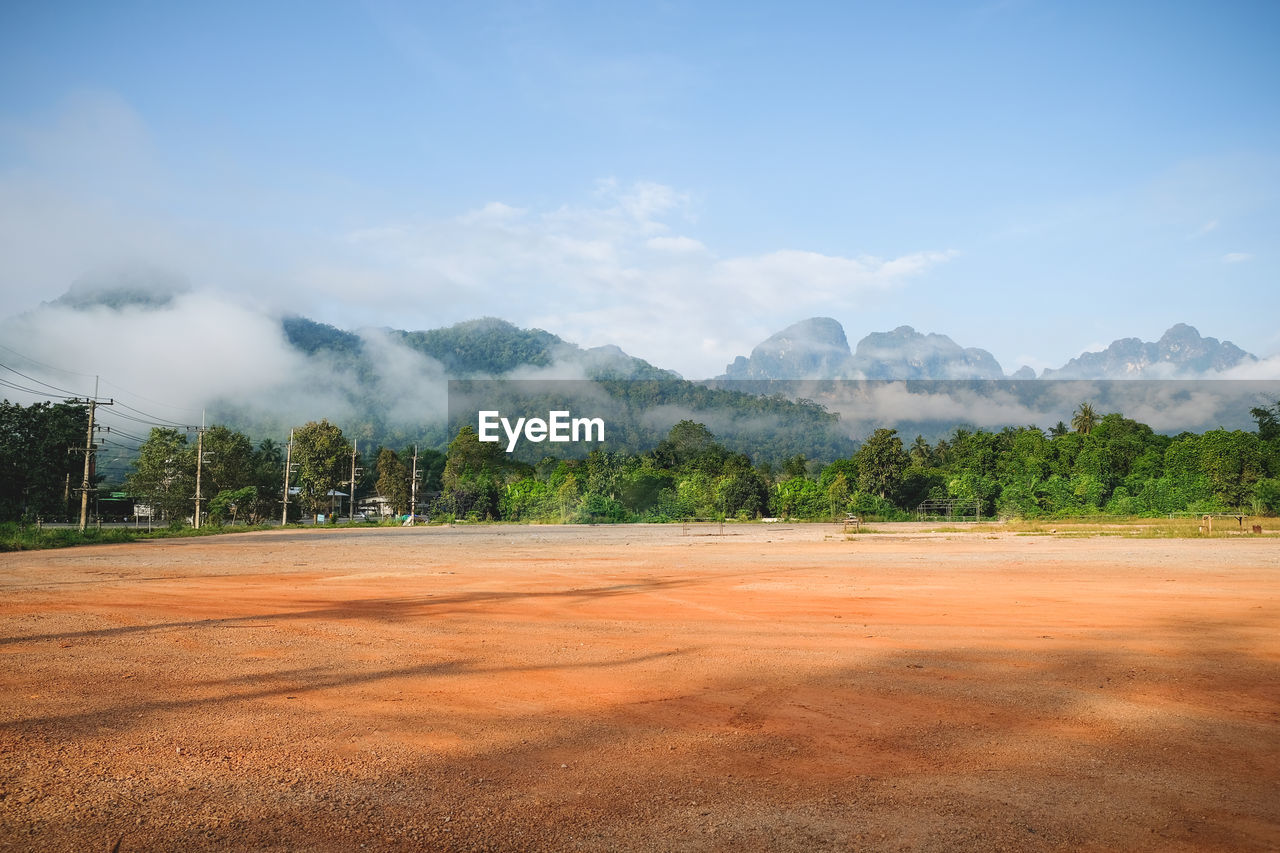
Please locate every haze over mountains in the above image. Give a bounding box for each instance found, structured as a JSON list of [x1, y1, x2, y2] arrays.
[[720, 317, 1260, 380], [280, 310, 1263, 384], [3, 283, 1277, 467], [2, 283, 1270, 400]]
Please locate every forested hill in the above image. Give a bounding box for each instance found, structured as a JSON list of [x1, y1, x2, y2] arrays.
[[255, 315, 851, 464], [282, 316, 364, 357], [281, 315, 677, 380]]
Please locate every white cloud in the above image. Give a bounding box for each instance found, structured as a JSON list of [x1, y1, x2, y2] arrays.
[[0, 291, 455, 432], [457, 201, 527, 225], [0, 93, 956, 379], [1191, 219, 1218, 237], [711, 249, 953, 308], [1, 292, 304, 415], [325, 184, 956, 375], [611, 179, 689, 221], [1222, 252, 1253, 264], [1221, 354, 1280, 379], [645, 235, 706, 254]]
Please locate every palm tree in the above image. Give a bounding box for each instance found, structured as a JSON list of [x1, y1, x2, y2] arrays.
[[932, 438, 951, 465], [1072, 402, 1098, 435], [910, 434, 931, 466]]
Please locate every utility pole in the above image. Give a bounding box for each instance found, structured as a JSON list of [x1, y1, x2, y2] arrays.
[[408, 445, 419, 526], [348, 440, 362, 520], [189, 414, 208, 529], [69, 377, 112, 532], [281, 428, 294, 527]]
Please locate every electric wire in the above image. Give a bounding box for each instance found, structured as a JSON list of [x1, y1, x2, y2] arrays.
[[0, 362, 89, 398], [0, 377, 63, 397], [0, 348, 198, 427], [0, 342, 97, 379], [98, 425, 149, 442], [112, 400, 190, 428]]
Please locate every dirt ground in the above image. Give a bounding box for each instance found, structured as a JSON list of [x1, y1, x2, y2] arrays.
[[1, 523, 1277, 852]]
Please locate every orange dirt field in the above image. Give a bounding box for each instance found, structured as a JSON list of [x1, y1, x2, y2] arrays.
[[1, 523, 1277, 852]]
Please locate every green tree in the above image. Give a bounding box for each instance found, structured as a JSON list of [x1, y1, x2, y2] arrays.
[[651, 420, 727, 473], [556, 471, 581, 522], [1071, 402, 1099, 435], [376, 447, 411, 515], [201, 425, 256, 498], [1255, 478, 1280, 515], [250, 439, 285, 521], [1251, 401, 1280, 443], [127, 428, 194, 523], [719, 465, 769, 518], [0, 400, 88, 521], [772, 476, 825, 518], [500, 477, 554, 521], [442, 426, 504, 489], [1197, 430, 1265, 507], [208, 486, 258, 525], [676, 470, 718, 517], [854, 428, 909, 501], [618, 463, 673, 514], [826, 472, 851, 519], [781, 454, 809, 479], [441, 426, 505, 519], [292, 420, 351, 515], [908, 435, 932, 466]]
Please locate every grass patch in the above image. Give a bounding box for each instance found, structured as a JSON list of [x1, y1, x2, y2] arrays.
[[0, 524, 139, 552], [0, 521, 280, 552], [1002, 517, 1272, 538]]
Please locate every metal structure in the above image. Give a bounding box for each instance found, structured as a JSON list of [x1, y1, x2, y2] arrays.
[[915, 498, 982, 522]]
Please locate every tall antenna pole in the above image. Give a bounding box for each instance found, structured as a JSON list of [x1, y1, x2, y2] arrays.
[[281, 428, 294, 526]]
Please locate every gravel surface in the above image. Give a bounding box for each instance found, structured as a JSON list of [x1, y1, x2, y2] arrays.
[[1, 523, 1277, 851]]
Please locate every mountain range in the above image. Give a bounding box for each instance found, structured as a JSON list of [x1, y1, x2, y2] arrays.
[[25, 281, 1266, 383], [719, 317, 1258, 380], [3, 282, 1273, 465], [281, 313, 1259, 383]]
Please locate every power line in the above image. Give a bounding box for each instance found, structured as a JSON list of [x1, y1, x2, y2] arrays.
[[0, 362, 92, 398], [0, 342, 97, 380], [100, 408, 193, 429], [0, 378, 188, 433], [98, 425, 149, 442], [99, 377, 202, 421], [112, 400, 191, 428], [0, 346, 199, 425], [0, 377, 69, 397]]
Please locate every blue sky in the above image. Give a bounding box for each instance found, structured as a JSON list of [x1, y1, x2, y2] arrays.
[[1, 0, 1277, 378]]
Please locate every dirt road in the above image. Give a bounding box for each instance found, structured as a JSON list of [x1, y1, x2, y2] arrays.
[[2, 523, 1277, 851]]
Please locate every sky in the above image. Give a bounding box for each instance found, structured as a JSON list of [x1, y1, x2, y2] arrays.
[[1, 0, 1277, 380]]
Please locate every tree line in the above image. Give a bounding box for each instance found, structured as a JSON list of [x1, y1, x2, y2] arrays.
[[3, 399, 1278, 525], [119, 420, 446, 526], [428, 400, 1280, 522]]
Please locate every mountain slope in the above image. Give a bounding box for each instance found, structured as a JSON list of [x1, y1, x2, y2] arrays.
[[722, 317, 853, 379], [1041, 323, 1256, 378], [721, 318, 1005, 379], [852, 325, 1005, 380]]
